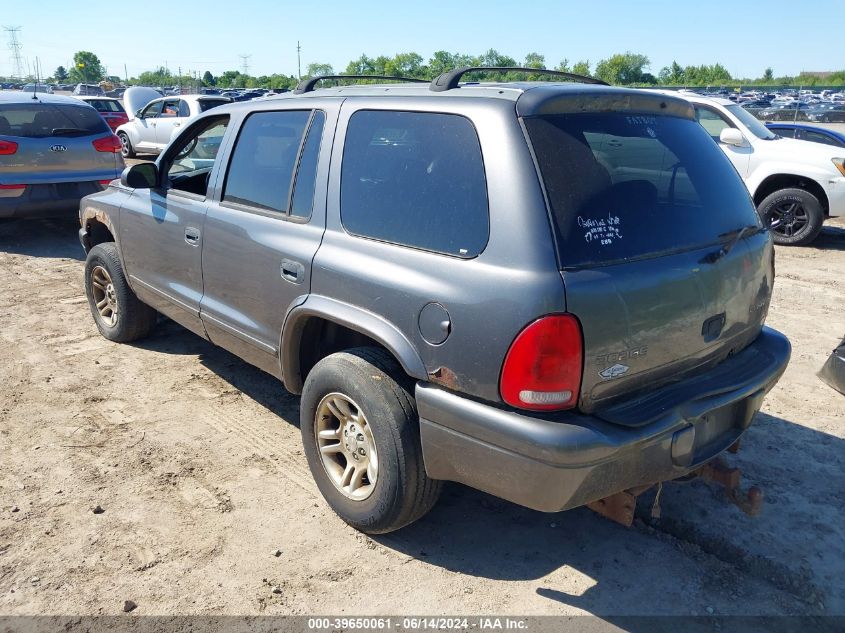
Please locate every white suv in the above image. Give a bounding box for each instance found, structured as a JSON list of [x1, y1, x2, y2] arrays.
[[667, 91, 845, 245], [115, 94, 231, 158]]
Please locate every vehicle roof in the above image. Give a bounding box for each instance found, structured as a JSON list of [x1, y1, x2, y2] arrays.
[[209, 82, 694, 118], [648, 89, 735, 106], [0, 91, 94, 106], [75, 96, 120, 102]]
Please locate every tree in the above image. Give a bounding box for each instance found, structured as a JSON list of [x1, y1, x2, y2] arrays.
[[763, 67, 774, 82], [571, 60, 591, 76], [68, 51, 104, 83], [202, 70, 216, 86], [523, 52, 545, 69], [306, 62, 334, 78], [137, 67, 172, 87], [595, 52, 652, 85], [54, 66, 68, 82], [556, 59, 570, 73]]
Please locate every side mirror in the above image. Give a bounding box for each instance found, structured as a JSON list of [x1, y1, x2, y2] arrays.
[[720, 128, 747, 147], [120, 162, 158, 189]]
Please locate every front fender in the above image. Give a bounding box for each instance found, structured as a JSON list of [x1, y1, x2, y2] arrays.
[[280, 295, 427, 394]]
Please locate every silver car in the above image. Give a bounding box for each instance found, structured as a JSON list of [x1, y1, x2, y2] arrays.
[[0, 91, 124, 219]]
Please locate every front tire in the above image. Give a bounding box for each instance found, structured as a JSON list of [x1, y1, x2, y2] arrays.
[[300, 347, 442, 534], [84, 243, 157, 342], [757, 187, 824, 246], [118, 132, 136, 159]]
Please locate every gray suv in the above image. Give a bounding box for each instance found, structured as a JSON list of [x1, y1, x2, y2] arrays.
[[78, 69, 790, 533], [1, 91, 124, 219]]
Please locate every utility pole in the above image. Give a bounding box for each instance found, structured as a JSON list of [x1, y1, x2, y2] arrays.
[[124, 63, 128, 85], [3, 26, 25, 80], [297, 41, 301, 80], [239, 54, 251, 88]]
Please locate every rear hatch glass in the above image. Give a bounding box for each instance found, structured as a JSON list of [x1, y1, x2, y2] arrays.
[[524, 113, 759, 267], [524, 111, 772, 416], [199, 99, 231, 112], [0, 103, 110, 138]]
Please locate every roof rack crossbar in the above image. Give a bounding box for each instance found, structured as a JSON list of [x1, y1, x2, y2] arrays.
[[429, 66, 608, 92], [294, 75, 428, 94]]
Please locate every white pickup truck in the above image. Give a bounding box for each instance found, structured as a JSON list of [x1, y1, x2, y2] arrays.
[[668, 91, 845, 245]]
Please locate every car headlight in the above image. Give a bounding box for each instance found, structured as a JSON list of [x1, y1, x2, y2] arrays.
[[833, 158, 845, 177]]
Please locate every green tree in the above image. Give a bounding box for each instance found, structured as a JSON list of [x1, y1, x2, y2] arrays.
[[306, 62, 334, 78], [345, 54, 376, 75], [137, 67, 172, 87], [523, 52, 545, 69], [571, 60, 591, 76], [202, 70, 216, 86], [68, 51, 104, 83], [54, 65, 68, 82], [763, 67, 774, 82], [595, 52, 651, 85], [556, 59, 570, 73]]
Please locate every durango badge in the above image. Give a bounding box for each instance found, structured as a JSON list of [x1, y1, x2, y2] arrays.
[[599, 363, 629, 380]]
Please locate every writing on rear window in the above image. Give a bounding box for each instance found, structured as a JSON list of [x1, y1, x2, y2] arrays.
[[578, 213, 623, 245]]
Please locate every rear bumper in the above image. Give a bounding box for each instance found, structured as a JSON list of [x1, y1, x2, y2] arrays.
[[0, 181, 106, 219], [418, 327, 790, 513]]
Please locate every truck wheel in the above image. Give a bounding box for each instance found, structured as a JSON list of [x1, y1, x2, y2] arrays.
[[757, 188, 824, 246], [118, 132, 135, 159], [300, 347, 442, 534], [84, 242, 157, 343]]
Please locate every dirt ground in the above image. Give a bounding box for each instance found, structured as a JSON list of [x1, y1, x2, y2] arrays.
[[0, 210, 843, 622]]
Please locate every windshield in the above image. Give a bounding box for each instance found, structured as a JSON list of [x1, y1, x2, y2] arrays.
[[726, 104, 777, 139], [524, 112, 760, 268]]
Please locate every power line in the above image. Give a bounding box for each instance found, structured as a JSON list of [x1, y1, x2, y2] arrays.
[[238, 53, 251, 76], [3, 26, 25, 79]]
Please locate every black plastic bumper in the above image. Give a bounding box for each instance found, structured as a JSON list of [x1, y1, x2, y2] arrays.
[[417, 327, 791, 513], [819, 337, 845, 396]]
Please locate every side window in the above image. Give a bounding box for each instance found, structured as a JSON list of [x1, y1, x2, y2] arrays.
[[167, 116, 230, 195], [178, 100, 190, 118], [290, 111, 325, 219], [160, 99, 179, 118], [799, 130, 837, 147], [340, 110, 489, 258], [775, 127, 795, 139], [222, 110, 311, 214], [141, 101, 162, 119], [695, 106, 733, 141]]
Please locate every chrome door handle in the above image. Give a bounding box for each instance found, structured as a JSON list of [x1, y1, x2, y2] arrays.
[[184, 227, 200, 245], [174, 122, 181, 127], [280, 259, 304, 284]]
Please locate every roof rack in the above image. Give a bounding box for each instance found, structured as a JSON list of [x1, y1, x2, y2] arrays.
[[294, 75, 428, 94], [429, 66, 609, 92]]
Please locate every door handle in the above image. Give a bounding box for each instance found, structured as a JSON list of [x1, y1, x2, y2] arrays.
[[174, 122, 181, 127], [280, 259, 304, 284], [184, 227, 200, 245]]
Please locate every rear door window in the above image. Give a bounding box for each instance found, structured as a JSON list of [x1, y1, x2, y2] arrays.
[[524, 113, 759, 268], [340, 110, 489, 258], [199, 99, 230, 112], [0, 103, 110, 138]]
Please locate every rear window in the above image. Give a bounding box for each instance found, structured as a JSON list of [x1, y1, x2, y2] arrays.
[[199, 99, 230, 112], [85, 99, 125, 113], [0, 103, 110, 138], [524, 113, 759, 268]]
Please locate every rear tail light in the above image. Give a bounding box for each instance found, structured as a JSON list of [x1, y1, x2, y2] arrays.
[[92, 135, 122, 153], [0, 140, 18, 155], [0, 183, 26, 190], [98, 179, 113, 186], [500, 314, 583, 411]]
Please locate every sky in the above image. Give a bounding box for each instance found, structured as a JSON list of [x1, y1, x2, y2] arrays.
[[2, 0, 842, 81]]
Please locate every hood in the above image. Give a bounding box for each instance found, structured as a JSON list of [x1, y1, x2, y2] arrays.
[[123, 87, 162, 120]]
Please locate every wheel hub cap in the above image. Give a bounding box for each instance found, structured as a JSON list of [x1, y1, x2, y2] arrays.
[[90, 265, 118, 327], [315, 393, 378, 501]]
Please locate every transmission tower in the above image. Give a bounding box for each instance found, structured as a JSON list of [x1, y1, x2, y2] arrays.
[[239, 54, 251, 76], [3, 26, 25, 79]]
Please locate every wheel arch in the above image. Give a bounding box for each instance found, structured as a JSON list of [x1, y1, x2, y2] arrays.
[[280, 296, 427, 395], [753, 174, 830, 216], [79, 207, 118, 253]]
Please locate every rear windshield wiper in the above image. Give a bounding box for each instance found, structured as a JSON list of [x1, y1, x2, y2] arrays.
[[49, 127, 91, 137], [703, 225, 762, 263]]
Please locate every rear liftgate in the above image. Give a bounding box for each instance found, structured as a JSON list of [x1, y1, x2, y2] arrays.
[[587, 440, 764, 527]]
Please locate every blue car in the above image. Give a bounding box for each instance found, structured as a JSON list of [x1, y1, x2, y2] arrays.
[[765, 122, 845, 148]]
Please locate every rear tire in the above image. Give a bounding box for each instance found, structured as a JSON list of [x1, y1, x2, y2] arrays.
[[300, 347, 442, 534], [118, 132, 135, 159], [84, 242, 157, 342], [757, 187, 824, 246]]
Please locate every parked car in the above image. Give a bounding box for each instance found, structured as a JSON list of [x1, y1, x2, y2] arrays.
[[0, 91, 123, 219], [806, 104, 845, 123], [755, 103, 811, 122], [79, 72, 790, 533], [21, 83, 54, 94], [666, 91, 845, 245], [105, 88, 126, 99], [74, 96, 129, 132], [73, 84, 105, 97], [766, 123, 845, 148], [115, 94, 231, 158]]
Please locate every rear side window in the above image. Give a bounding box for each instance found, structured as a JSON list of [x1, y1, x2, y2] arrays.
[[199, 99, 230, 112], [341, 110, 489, 258], [223, 109, 323, 216], [0, 103, 110, 138], [524, 113, 759, 268], [85, 100, 124, 113]]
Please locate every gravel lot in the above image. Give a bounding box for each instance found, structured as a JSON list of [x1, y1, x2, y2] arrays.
[[0, 196, 843, 618]]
